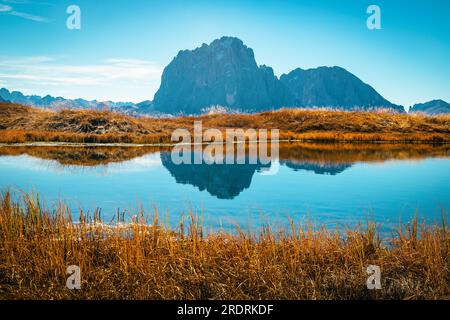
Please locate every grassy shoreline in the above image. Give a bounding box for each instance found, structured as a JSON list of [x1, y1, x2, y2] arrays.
[[1, 103, 450, 144], [0, 192, 448, 300]]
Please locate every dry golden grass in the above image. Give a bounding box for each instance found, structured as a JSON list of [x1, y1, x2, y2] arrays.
[[1, 103, 450, 143], [0, 191, 448, 300]]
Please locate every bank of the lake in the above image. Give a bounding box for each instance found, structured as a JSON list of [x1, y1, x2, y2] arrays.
[[1, 103, 450, 144], [0, 191, 448, 300]]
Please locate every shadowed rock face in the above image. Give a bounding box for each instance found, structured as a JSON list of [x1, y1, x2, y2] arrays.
[[152, 37, 404, 114], [279, 67, 404, 112], [410, 100, 450, 115], [153, 37, 288, 114]]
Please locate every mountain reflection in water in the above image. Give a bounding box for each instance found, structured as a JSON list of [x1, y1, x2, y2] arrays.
[[1, 142, 449, 230], [0, 142, 449, 200], [160, 152, 272, 199], [160, 152, 353, 199]]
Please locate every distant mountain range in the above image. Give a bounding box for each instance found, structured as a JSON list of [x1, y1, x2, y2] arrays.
[[1, 36, 449, 115], [0, 88, 144, 116]]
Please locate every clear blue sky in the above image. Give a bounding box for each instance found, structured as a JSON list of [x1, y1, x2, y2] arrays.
[[0, 0, 449, 107]]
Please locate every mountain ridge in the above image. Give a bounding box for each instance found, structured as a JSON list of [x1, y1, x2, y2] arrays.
[[152, 36, 288, 114], [0, 88, 142, 116], [279, 66, 403, 111], [410, 99, 450, 115], [152, 36, 405, 114]]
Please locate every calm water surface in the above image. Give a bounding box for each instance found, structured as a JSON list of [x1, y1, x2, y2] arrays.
[[0, 144, 449, 231]]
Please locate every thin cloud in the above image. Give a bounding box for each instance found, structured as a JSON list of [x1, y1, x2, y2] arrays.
[[0, 57, 163, 85], [2, 0, 28, 3], [0, 4, 12, 11], [0, 56, 56, 64], [9, 10, 49, 22], [0, 1, 50, 22], [3, 0, 54, 5], [0, 56, 163, 102]]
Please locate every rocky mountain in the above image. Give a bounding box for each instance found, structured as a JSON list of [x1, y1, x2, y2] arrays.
[[409, 100, 450, 115], [153, 37, 288, 114], [152, 36, 404, 114], [279, 67, 404, 112], [135, 100, 154, 114]]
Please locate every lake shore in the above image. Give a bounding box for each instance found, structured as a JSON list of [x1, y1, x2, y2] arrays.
[[1, 103, 450, 144], [0, 191, 448, 300]]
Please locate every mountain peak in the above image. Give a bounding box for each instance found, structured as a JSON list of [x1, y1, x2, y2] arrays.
[[153, 36, 278, 114], [280, 66, 402, 111], [177, 36, 247, 56], [410, 99, 449, 115], [151, 37, 405, 114], [428, 99, 447, 104], [210, 36, 245, 46]]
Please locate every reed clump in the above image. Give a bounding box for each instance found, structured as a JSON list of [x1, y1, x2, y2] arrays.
[[0, 191, 448, 300]]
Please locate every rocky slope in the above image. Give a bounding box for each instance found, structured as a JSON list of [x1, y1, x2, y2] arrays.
[[280, 66, 403, 112], [410, 100, 450, 115], [153, 37, 288, 114], [152, 36, 404, 114]]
